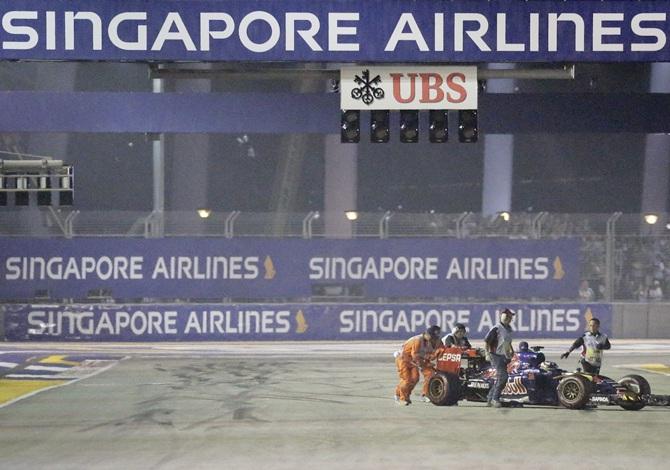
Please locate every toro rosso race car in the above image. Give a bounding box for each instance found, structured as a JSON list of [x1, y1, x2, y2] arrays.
[[427, 345, 670, 410]]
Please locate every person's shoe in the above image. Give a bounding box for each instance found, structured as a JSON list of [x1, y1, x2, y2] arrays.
[[422, 395, 431, 403], [395, 399, 410, 406], [394, 395, 400, 403], [491, 400, 502, 408]]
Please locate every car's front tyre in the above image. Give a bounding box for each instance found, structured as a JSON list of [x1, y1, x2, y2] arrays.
[[557, 375, 591, 409]]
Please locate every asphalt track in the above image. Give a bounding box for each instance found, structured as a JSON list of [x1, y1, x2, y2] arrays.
[[1, 340, 669, 470]]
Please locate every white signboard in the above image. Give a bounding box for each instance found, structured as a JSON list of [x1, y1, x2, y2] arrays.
[[340, 66, 477, 110]]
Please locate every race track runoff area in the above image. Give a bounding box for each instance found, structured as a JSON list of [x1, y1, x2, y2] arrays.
[[1, 340, 669, 469]]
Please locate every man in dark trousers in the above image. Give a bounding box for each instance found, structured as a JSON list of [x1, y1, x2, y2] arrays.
[[561, 317, 611, 375], [484, 308, 515, 408]]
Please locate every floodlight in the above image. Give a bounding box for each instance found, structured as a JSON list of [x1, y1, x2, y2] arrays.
[[644, 213, 659, 225], [197, 208, 212, 219]]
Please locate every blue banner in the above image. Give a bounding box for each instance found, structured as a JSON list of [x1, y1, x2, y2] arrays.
[[0, 1, 669, 62], [0, 238, 580, 300], [2, 303, 612, 341]]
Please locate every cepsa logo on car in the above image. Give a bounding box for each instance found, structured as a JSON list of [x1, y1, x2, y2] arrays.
[[440, 353, 462, 362]]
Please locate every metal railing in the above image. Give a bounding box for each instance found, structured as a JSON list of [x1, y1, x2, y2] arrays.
[[3, 209, 663, 238]]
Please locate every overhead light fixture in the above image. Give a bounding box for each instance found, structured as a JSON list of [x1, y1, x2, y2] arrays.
[[499, 211, 511, 222], [370, 110, 390, 143], [197, 208, 212, 219], [458, 110, 478, 143], [341, 110, 360, 143], [345, 210, 359, 221], [399, 110, 419, 143], [58, 166, 74, 206], [0, 175, 6, 206], [429, 110, 448, 143], [0, 159, 73, 207], [15, 175, 29, 206], [37, 175, 51, 206], [644, 213, 659, 225]]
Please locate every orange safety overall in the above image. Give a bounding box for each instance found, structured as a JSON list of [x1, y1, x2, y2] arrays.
[[395, 335, 440, 401]]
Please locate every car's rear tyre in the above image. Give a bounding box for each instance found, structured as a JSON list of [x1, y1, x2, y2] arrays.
[[557, 375, 591, 409], [427, 372, 461, 406], [617, 374, 650, 411]]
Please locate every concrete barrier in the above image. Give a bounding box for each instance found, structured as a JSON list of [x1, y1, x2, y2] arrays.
[[647, 303, 670, 338]]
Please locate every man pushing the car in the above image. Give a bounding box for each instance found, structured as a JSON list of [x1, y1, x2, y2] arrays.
[[561, 317, 611, 375], [484, 308, 515, 408], [394, 325, 442, 406]]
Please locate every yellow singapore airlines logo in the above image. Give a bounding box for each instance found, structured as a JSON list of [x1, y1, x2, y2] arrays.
[[264, 256, 276, 280], [584, 307, 594, 322], [296, 310, 309, 333], [553, 256, 565, 280]]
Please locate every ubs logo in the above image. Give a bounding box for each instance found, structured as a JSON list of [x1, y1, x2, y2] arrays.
[[351, 69, 385, 105]]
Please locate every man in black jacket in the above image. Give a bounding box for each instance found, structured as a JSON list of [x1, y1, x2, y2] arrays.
[[561, 317, 611, 375]]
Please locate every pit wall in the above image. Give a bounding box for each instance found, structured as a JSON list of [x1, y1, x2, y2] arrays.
[[2, 302, 666, 341]]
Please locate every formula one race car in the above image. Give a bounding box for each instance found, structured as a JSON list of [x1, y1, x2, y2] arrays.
[[427, 345, 670, 410]]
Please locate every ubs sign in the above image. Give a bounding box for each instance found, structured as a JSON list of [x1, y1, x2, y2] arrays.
[[340, 66, 477, 110]]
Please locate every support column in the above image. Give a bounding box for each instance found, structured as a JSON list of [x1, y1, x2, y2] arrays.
[[641, 63, 670, 223], [324, 134, 358, 237], [23, 63, 78, 237], [152, 78, 165, 237], [270, 79, 321, 235], [169, 79, 210, 226], [27, 63, 78, 159], [482, 64, 516, 216]]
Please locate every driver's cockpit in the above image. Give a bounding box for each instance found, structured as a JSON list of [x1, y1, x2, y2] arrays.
[[516, 341, 546, 369]]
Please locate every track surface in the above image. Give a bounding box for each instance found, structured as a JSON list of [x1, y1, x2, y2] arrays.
[[1, 340, 669, 469]]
